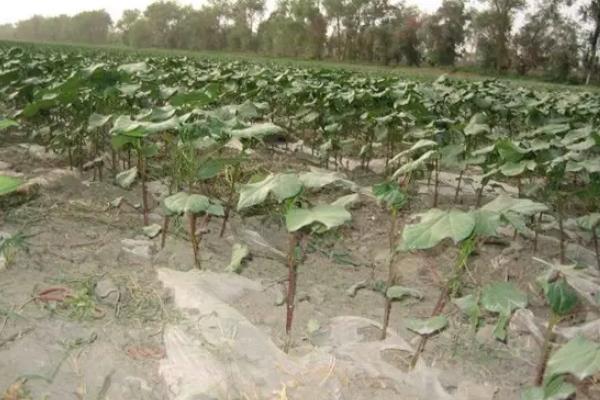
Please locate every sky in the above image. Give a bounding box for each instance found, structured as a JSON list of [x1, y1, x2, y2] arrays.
[[0, 0, 445, 25]]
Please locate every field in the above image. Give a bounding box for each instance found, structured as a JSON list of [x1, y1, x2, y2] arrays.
[[1, 42, 600, 400]]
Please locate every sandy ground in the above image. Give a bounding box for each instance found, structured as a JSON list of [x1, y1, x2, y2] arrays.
[[1, 139, 599, 399]]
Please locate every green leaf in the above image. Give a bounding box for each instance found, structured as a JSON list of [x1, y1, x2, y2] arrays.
[[163, 192, 210, 215], [115, 167, 137, 189], [482, 195, 548, 217], [464, 113, 490, 136], [576, 213, 600, 232], [331, 193, 360, 209], [481, 282, 528, 316], [405, 315, 448, 335], [118, 62, 149, 74], [392, 150, 437, 179], [545, 278, 579, 317], [230, 123, 284, 140], [390, 140, 437, 164], [0, 118, 18, 130], [87, 113, 111, 131], [142, 224, 162, 239], [225, 243, 250, 274], [298, 169, 347, 189], [521, 376, 575, 400], [500, 160, 536, 177], [285, 205, 351, 232], [386, 286, 424, 301], [546, 336, 600, 381], [496, 140, 528, 163], [472, 209, 502, 237], [400, 209, 476, 251], [237, 173, 302, 210], [453, 294, 480, 329], [0, 175, 23, 196], [373, 182, 407, 210]]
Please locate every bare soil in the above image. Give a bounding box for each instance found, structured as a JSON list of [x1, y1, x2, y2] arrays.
[[1, 140, 598, 400]]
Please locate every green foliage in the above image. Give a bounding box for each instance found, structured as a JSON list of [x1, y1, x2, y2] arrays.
[[0, 175, 23, 196], [405, 316, 449, 336], [285, 205, 351, 232], [400, 209, 476, 251]]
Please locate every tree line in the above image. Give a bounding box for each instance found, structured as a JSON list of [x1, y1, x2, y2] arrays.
[[0, 0, 599, 84]]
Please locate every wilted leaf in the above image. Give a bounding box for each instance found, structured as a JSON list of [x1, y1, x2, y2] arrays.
[[115, 167, 137, 189], [405, 315, 448, 335], [230, 123, 284, 140], [285, 205, 351, 232], [142, 224, 162, 239], [226, 243, 250, 273], [386, 286, 423, 301]]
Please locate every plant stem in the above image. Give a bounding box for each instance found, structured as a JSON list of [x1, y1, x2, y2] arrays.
[[285, 232, 300, 352], [535, 314, 559, 386], [593, 229, 600, 271], [219, 165, 239, 238], [534, 212, 543, 253], [381, 209, 399, 340], [410, 286, 449, 369], [558, 199, 566, 264], [138, 151, 149, 226], [454, 170, 464, 204], [433, 158, 440, 208], [189, 214, 200, 269], [161, 216, 170, 249]]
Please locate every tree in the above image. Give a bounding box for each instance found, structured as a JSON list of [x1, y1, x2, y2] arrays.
[[422, 0, 469, 66], [116, 9, 141, 46], [513, 1, 579, 81], [580, 1, 600, 83], [475, 0, 525, 71]]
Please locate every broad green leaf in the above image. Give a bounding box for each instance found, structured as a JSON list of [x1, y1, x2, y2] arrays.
[[87, 113, 111, 131], [0, 175, 23, 196], [496, 140, 528, 163], [405, 315, 448, 335], [482, 195, 548, 216], [566, 157, 600, 173], [546, 336, 600, 381], [521, 376, 575, 400], [576, 213, 600, 232], [115, 167, 137, 189], [464, 113, 490, 136], [546, 278, 579, 317], [237, 174, 302, 210], [163, 192, 210, 215], [473, 209, 502, 237], [373, 182, 407, 211], [0, 118, 18, 130], [230, 123, 284, 140], [285, 205, 351, 232], [400, 209, 476, 251], [481, 282, 528, 316], [500, 160, 536, 177], [226, 243, 250, 273], [386, 286, 424, 301]]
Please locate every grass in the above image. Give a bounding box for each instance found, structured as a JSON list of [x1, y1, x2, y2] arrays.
[[2, 38, 598, 92]]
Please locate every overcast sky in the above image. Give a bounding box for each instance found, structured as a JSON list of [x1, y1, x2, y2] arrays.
[[0, 0, 445, 25], [0, 0, 584, 25]]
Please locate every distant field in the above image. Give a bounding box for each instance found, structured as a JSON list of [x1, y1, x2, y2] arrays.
[[2, 39, 596, 92]]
